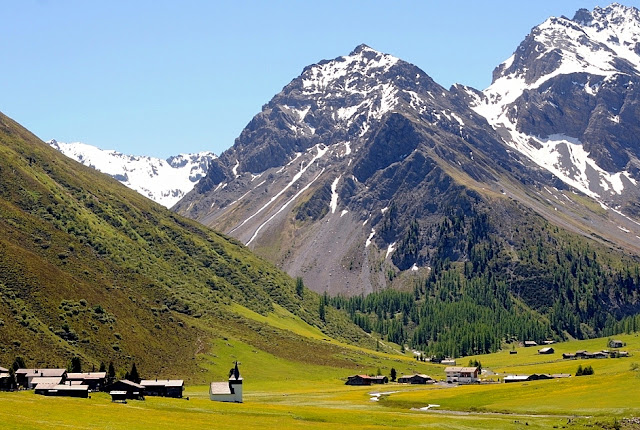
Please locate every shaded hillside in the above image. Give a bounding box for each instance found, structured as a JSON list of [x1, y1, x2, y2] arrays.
[[0, 112, 369, 377], [332, 196, 640, 357]]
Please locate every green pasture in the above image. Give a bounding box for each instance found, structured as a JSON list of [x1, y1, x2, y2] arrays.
[[0, 333, 638, 429]]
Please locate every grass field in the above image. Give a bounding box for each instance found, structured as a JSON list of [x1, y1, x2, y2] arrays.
[[1, 333, 638, 429]]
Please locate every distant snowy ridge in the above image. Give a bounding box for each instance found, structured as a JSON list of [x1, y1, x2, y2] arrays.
[[48, 140, 216, 208]]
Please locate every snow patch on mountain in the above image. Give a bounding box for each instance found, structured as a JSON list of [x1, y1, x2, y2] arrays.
[[504, 131, 635, 199], [48, 140, 216, 208], [230, 144, 329, 236]]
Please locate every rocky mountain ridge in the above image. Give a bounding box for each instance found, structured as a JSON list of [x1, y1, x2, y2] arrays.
[[176, 39, 635, 296]]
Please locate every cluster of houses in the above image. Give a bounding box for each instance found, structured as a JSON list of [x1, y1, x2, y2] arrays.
[[0, 362, 245, 404], [346, 366, 480, 386], [562, 349, 629, 360], [0, 367, 186, 400]]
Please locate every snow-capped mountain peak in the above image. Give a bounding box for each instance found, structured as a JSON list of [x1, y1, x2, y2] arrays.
[[300, 44, 400, 95], [466, 3, 640, 210], [49, 140, 216, 208]]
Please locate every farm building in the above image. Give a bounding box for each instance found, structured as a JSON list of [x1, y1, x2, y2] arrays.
[[66, 372, 107, 391], [538, 347, 554, 354], [140, 379, 184, 398], [609, 340, 624, 348], [524, 341, 538, 347], [397, 374, 434, 384], [34, 382, 89, 398], [0, 368, 15, 391], [503, 375, 530, 383], [345, 375, 373, 386], [441, 359, 456, 366], [210, 362, 243, 403], [444, 367, 479, 384], [29, 376, 63, 389], [371, 376, 388, 384], [108, 380, 145, 400], [562, 353, 576, 359], [16, 369, 67, 389], [504, 374, 565, 383]]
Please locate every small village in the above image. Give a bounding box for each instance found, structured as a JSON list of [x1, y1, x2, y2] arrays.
[[0, 361, 244, 404]]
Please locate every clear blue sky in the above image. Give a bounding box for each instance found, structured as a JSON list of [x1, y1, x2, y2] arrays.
[[1, 1, 636, 158]]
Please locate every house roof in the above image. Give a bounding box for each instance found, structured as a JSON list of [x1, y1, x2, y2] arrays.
[[0, 367, 8, 373], [444, 366, 478, 373], [209, 382, 232, 395], [348, 374, 373, 380], [30, 377, 63, 385], [116, 379, 145, 389], [17, 368, 66, 377], [504, 375, 530, 382], [35, 383, 88, 392], [67, 372, 107, 380], [400, 374, 432, 379], [140, 379, 184, 388]]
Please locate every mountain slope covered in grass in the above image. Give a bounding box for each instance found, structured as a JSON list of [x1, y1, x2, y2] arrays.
[[0, 111, 371, 378]]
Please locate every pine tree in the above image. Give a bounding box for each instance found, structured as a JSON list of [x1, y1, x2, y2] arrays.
[[12, 356, 25, 371], [390, 368, 397, 382], [295, 277, 304, 298], [108, 362, 116, 383], [319, 301, 326, 322], [70, 356, 82, 373], [99, 362, 106, 372], [129, 363, 140, 383]]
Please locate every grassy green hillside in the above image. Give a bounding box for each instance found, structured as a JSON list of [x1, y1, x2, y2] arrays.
[[0, 111, 372, 377]]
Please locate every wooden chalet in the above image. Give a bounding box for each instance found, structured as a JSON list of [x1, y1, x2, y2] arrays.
[[609, 339, 624, 348], [397, 374, 433, 384], [371, 375, 388, 384], [524, 341, 538, 347], [345, 375, 373, 386], [108, 380, 145, 400], [140, 379, 185, 398], [34, 382, 89, 398], [66, 372, 107, 391], [0, 367, 16, 391], [503, 375, 530, 383], [562, 353, 576, 359], [16, 369, 67, 389], [504, 374, 561, 383], [538, 347, 554, 354]]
